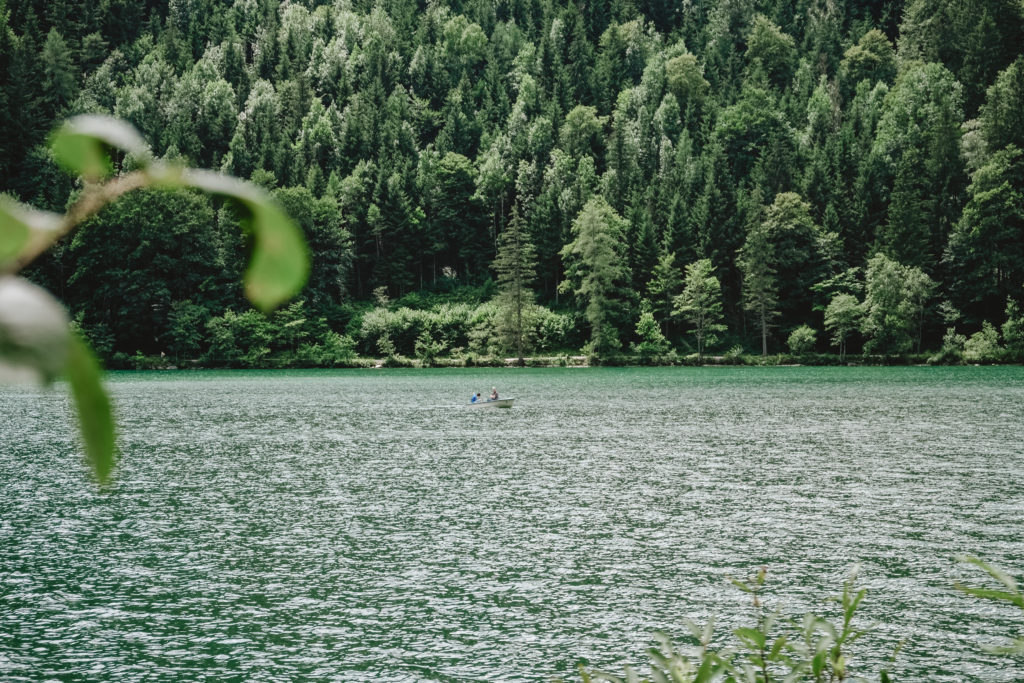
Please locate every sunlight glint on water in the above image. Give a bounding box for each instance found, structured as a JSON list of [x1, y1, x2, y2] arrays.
[[1, 366, 1023, 681]]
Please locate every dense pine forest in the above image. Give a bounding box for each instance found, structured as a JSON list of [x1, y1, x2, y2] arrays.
[[2, 0, 1024, 365]]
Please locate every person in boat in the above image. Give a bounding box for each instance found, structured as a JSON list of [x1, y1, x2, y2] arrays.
[[470, 392, 481, 403], [489, 387, 498, 401]]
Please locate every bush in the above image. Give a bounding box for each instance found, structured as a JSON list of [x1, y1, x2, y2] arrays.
[[722, 344, 746, 365], [787, 324, 817, 354], [204, 309, 271, 366], [528, 305, 575, 353], [1003, 299, 1024, 355], [467, 301, 501, 355], [380, 354, 414, 368], [558, 558, 1024, 682], [295, 331, 358, 367], [357, 306, 429, 356], [964, 321, 1002, 362], [414, 330, 446, 366], [928, 327, 966, 365]]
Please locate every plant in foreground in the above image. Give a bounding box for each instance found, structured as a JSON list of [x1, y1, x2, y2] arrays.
[[956, 556, 1024, 657], [555, 568, 891, 683], [561, 557, 1024, 683], [0, 115, 309, 484]]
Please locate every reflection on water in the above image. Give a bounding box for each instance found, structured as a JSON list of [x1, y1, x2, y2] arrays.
[[1, 367, 1023, 681]]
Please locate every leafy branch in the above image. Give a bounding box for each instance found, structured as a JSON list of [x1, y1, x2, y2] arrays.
[[956, 555, 1024, 656], [0, 115, 309, 485]]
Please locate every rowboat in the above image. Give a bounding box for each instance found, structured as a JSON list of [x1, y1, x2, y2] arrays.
[[469, 397, 515, 408]]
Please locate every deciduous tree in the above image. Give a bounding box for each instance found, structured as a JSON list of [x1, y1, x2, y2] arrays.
[[674, 258, 726, 362]]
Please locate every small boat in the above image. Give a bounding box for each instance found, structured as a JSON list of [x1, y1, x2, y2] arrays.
[[468, 397, 515, 408]]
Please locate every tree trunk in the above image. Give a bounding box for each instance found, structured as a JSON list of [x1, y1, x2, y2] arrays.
[[760, 303, 768, 356]]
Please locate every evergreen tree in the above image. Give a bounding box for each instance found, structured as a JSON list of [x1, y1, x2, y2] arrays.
[[560, 195, 632, 357], [40, 28, 76, 118], [946, 145, 1024, 325], [980, 56, 1024, 153], [492, 204, 538, 364], [759, 192, 828, 332], [738, 221, 778, 356]]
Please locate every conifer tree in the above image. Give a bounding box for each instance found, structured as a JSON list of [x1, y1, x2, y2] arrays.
[[493, 204, 538, 365], [739, 222, 778, 356], [560, 195, 632, 357]]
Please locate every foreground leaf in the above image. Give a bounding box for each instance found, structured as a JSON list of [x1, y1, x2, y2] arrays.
[[0, 199, 30, 264], [182, 170, 309, 311], [957, 556, 1024, 608], [65, 333, 116, 485], [0, 276, 71, 382], [50, 115, 150, 182], [0, 198, 62, 269]]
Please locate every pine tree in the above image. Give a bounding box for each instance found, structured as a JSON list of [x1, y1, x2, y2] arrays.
[[40, 28, 76, 118], [560, 195, 632, 357], [739, 223, 779, 356], [492, 204, 538, 365]]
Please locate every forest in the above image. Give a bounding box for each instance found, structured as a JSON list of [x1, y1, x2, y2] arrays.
[[2, 0, 1023, 365]]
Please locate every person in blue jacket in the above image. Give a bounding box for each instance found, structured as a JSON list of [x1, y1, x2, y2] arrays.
[[470, 392, 481, 403]]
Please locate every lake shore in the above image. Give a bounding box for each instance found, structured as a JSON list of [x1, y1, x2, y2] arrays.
[[110, 350, 1024, 370]]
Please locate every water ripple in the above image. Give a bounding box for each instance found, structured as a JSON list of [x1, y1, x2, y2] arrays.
[[1, 367, 1023, 681]]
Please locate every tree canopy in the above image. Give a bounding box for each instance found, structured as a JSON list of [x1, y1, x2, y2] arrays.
[[2, 0, 1023, 359]]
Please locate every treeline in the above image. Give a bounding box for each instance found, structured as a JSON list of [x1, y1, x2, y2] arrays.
[[2, 0, 1024, 362]]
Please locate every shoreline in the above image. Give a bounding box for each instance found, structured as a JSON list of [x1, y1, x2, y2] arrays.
[[106, 352, 1024, 371]]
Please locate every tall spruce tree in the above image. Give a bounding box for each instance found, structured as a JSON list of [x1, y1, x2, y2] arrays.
[[738, 222, 779, 356], [560, 195, 632, 357], [492, 204, 538, 365]]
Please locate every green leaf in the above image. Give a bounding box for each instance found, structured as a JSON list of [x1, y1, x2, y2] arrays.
[[959, 555, 1021, 595], [983, 637, 1024, 656], [50, 115, 150, 181], [682, 619, 713, 644], [0, 199, 29, 264], [65, 333, 116, 485], [811, 650, 827, 676], [693, 654, 716, 683], [957, 585, 1024, 607], [0, 198, 62, 268], [0, 276, 71, 382], [841, 587, 867, 637], [734, 627, 767, 650], [183, 170, 309, 311]]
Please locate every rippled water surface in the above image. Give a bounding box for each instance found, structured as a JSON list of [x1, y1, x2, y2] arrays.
[[2, 367, 1024, 681]]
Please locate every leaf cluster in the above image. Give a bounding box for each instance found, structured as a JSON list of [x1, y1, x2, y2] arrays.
[[0, 115, 308, 483]]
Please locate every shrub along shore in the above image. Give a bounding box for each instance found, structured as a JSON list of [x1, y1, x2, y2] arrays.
[[97, 288, 1024, 370], [113, 349, 1024, 371]]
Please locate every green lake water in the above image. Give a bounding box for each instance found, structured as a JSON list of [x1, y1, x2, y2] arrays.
[[2, 366, 1023, 681]]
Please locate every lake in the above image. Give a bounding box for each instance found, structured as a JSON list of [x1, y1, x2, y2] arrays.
[[2, 366, 1023, 681]]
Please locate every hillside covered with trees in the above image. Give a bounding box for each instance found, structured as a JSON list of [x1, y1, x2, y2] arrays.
[[2, 0, 1024, 364]]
